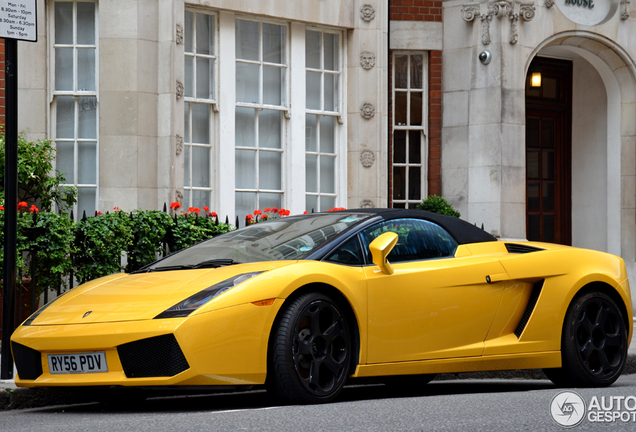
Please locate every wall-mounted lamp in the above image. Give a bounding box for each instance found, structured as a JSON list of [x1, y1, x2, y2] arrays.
[[531, 72, 542, 87]]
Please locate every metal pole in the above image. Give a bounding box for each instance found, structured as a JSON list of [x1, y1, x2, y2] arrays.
[[1, 38, 19, 380]]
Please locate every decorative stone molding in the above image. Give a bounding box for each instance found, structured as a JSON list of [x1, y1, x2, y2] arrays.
[[621, 0, 630, 20], [360, 51, 376, 70], [175, 190, 184, 206], [544, 0, 554, 7], [360, 4, 376, 22], [176, 135, 184, 156], [462, 1, 535, 45], [360, 103, 375, 119], [360, 150, 376, 168], [176, 24, 184, 45], [176, 80, 184, 99], [360, 199, 374, 208]]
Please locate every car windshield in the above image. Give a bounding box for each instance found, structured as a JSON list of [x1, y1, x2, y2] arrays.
[[147, 212, 372, 269]]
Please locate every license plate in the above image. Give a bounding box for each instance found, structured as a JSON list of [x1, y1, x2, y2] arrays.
[[47, 352, 108, 374]]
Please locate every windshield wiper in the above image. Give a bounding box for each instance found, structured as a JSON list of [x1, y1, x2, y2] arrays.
[[191, 258, 240, 268]]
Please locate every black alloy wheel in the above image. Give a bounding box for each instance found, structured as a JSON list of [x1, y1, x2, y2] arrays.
[[545, 291, 627, 387], [268, 292, 352, 404]]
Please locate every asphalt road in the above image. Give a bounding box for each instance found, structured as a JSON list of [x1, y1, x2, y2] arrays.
[[2, 376, 636, 431]]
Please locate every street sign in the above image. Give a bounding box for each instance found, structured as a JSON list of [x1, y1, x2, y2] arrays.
[[0, 0, 37, 42]]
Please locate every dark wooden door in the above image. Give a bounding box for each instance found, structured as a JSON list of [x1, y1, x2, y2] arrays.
[[525, 57, 572, 245]]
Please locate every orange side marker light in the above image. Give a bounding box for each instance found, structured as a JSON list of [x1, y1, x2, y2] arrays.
[[252, 298, 276, 306]]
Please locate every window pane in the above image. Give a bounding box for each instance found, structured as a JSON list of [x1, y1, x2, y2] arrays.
[[192, 103, 210, 144], [393, 166, 406, 200], [306, 114, 318, 152], [263, 66, 283, 106], [55, 2, 73, 45], [306, 195, 318, 213], [56, 96, 75, 139], [324, 74, 338, 112], [410, 55, 423, 89], [185, 11, 194, 53], [320, 156, 335, 194], [235, 150, 256, 189], [236, 20, 259, 61], [196, 14, 214, 56], [410, 92, 423, 126], [263, 23, 285, 64], [236, 62, 259, 104], [259, 109, 281, 149], [528, 214, 540, 241], [259, 193, 282, 213], [324, 33, 339, 71], [78, 142, 97, 184], [184, 56, 194, 97], [78, 188, 96, 217], [306, 71, 321, 110], [306, 154, 317, 193], [77, 2, 95, 45], [55, 48, 73, 91], [527, 151, 539, 178], [192, 190, 210, 210], [259, 151, 282, 190], [320, 116, 335, 153], [235, 107, 256, 148], [542, 119, 555, 148], [184, 146, 190, 186], [320, 196, 335, 212], [192, 146, 210, 188], [196, 57, 212, 99], [408, 166, 421, 200], [77, 49, 96, 91], [306, 30, 321, 69], [184, 102, 190, 142], [394, 130, 406, 163], [235, 192, 257, 225], [543, 183, 555, 211], [56, 142, 75, 183], [526, 117, 539, 147], [542, 151, 554, 179], [543, 215, 555, 242], [409, 130, 421, 163], [78, 97, 97, 139], [528, 182, 540, 210], [395, 92, 407, 125], [395, 55, 408, 89]]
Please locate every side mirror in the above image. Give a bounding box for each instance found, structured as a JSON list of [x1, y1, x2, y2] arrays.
[[368, 232, 398, 275]]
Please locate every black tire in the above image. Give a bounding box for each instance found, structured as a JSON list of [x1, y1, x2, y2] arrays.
[[267, 292, 352, 404], [544, 291, 627, 387]]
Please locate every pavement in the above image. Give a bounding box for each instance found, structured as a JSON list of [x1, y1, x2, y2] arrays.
[[1, 322, 636, 410]]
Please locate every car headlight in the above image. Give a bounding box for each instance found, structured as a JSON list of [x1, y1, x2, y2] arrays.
[[154, 271, 265, 319]]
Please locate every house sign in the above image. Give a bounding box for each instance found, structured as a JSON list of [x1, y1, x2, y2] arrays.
[[556, 0, 618, 25], [0, 0, 37, 41]]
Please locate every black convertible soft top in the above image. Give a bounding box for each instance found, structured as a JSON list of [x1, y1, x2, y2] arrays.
[[344, 208, 497, 245]]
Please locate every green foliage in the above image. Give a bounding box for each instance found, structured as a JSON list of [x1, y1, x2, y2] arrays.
[[169, 213, 234, 252], [416, 195, 461, 218], [126, 210, 175, 272], [0, 131, 77, 211]]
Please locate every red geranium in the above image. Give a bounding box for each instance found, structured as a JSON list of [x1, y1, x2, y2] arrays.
[[210, 212, 217, 217], [17, 201, 28, 210], [113, 207, 120, 211], [203, 206, 209, 212], [0, 206, 5, 210], [170, 202, 181, 210], [254, 210, 262, 216], [29, 205, 39, 213]]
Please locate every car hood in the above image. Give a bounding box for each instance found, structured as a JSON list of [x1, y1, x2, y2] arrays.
[[28, 262, 295, 326]]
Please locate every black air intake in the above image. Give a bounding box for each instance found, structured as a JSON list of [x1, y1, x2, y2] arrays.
[[117, 334, 189, 378], [12, 342, 43, 380], [514, 281, 544, 338], [505, 243, 545, 254]]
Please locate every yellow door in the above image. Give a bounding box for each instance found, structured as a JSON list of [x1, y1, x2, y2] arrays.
[[365, 256, 507, 363]]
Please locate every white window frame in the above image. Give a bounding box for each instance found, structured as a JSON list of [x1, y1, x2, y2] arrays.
[[183, 9, 218, 209], [392, 51, 428, 209], [49, 0, 100, 218]]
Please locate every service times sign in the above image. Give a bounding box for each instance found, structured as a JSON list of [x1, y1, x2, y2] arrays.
[[0, 0, 36, 42]]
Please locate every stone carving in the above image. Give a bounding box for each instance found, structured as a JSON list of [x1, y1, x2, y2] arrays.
[[544, 0, 554, 8], [176, 80, 184, 99], [360, 51, 376, 70], [360, 150, 375, 168], [360, 200, 374, 208], [176, 24, 184, 45], [360, 4, 376, 22], [360, 103, 375, 119], [621, 0, 630, 20], [175, 190, 184, 206], [176, 135, 183, 156], [462, 1, 535, 46]]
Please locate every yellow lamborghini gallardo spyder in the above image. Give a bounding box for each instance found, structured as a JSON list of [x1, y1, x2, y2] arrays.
[[11, 209, 633, 403]]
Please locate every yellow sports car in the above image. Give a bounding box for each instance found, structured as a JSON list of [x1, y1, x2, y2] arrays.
[[11, 209, 633, 403]]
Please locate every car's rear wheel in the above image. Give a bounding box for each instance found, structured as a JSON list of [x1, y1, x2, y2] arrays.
[[544, 291, 627, 387], [268, 292, 352, 404]]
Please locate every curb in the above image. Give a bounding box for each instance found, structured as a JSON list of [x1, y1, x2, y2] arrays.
[[2, 355, 635, 411]]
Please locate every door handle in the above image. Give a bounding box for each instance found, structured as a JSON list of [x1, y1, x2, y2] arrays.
[[486, 273, 509, 283]]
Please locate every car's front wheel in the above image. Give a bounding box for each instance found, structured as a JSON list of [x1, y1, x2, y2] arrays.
[[544, 291, 627, 387], [268, 292, 352, 404]]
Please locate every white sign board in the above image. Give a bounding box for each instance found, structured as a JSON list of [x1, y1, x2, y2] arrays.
[[555, 0, 619, 26], [0, 0, 37, 42]]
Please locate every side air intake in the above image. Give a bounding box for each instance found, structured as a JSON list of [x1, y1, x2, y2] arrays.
[[12, 342, 43, 380], [505, 243, 545, 254], [514, 281, 544, 338], [117, 334, 189, 378]]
